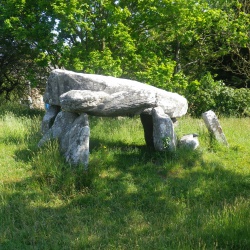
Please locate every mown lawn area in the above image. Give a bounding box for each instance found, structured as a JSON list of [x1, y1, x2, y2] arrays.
[[0, 105, 249, 249]]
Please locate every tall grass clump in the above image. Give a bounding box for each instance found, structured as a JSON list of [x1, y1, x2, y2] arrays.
[[1, 112, 32, 145], [0, 104, 249, 249], [32, 140, 95, 198]]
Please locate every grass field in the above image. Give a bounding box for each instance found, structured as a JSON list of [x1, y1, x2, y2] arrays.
[[0, 104, 249, 249]]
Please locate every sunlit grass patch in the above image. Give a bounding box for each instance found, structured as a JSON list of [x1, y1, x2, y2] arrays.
[[0, 112, 30, 144]]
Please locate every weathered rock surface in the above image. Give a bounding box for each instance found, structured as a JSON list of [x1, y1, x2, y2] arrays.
[[38, 111, 78, 147], [152, 107, 177, 151], [63, 114, 89, 167], [44, 69, 188, 118], [202, 110, 228, 146], [60, 89, 156, 116], [38, 111, 90, 167], [179, 134, 199, 150]]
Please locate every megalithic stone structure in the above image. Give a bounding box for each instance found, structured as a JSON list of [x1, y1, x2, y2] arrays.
[[39, 69, 188, 167]]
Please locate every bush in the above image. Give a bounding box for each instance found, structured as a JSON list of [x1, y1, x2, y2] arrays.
[[233, 88, 250, 116], [184, 72, 250, 117]]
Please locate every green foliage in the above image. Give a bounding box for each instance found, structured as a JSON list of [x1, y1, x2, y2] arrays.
[[0, 0, 56, 98], [134, 56, 176, 88], [83, 48, 123, 77], [233, 88, 250, 116], [162, 136, 171, 150], [185, 72, 250, 117]]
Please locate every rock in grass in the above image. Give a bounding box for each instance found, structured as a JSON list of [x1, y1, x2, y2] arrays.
[[41, 105, 60, 134], [64, 114, 89, 167], [38, 111, 78, 148], [179, 134, 199, 150]]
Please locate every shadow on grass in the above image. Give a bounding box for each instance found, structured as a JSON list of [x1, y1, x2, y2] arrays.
[[3, 137, 249, 249]]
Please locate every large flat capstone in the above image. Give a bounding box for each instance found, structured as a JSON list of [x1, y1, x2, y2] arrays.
[[44, 69, 188, 118]]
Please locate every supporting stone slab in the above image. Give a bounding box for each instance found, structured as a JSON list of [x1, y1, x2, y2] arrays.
[[38, 111, 90, 167], [152, 107, 177, 151], [64, 113, 90, 168]]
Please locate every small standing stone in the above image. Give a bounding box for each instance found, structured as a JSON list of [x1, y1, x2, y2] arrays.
[[152, 107, 177, 151], [202, 110, 228, 146]]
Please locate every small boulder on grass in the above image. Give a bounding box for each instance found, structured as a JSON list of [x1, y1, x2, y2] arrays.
[[179, 134, 199, 150]]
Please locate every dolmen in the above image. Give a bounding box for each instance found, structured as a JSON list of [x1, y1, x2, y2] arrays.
[[38, 69, 188, 168]]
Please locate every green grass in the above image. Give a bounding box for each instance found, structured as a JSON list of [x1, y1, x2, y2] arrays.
[[0, 104, 249, 249]]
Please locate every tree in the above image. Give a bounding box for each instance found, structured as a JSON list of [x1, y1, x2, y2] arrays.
[[50, 0, 137, 77], [212, 1, 250, 87], [0, 37, 39, 99], [0, 0, 57, 99], [1, 0, 249, 100]]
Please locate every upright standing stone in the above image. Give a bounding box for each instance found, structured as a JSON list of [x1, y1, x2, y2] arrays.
[[38, 112, 90, 167], [202, 110, 228, 146], [38, 111, 79, 147], [64, 113, 90, 168], [152, 107, 177, 151]]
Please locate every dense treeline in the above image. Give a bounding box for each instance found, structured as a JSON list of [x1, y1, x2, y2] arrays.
[[0, 0, 249, 116]]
